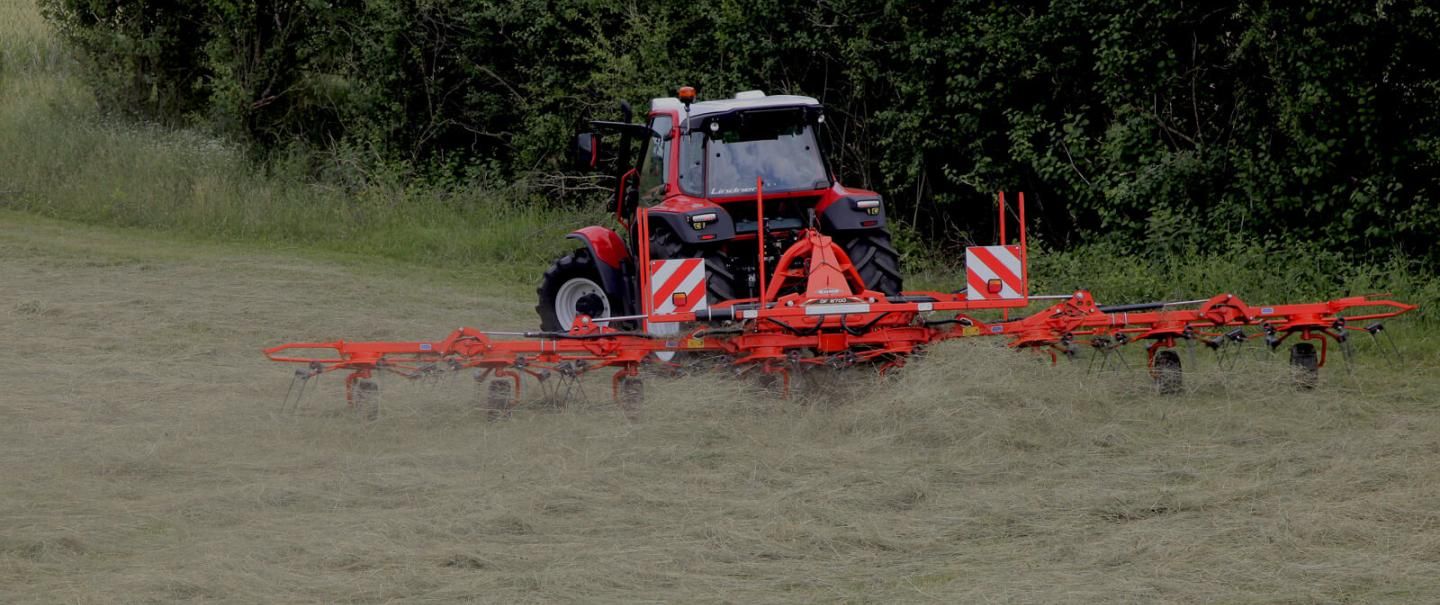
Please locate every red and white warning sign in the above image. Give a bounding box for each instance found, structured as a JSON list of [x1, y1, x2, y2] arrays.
[[649, 259, 709, 314], [965, 245, 1025, 300]]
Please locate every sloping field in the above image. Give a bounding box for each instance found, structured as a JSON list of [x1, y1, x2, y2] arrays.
[[3, 212, 1440, 603]]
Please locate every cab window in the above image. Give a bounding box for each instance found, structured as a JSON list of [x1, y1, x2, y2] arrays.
[[637, 115, 673, 202]]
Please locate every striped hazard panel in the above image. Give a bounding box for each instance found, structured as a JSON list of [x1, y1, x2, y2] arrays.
[[965, 245, 1025, 300], [649, 259, 708, 314]]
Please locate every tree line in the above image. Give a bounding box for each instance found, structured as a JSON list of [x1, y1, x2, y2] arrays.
[[40, 0, 1440, 262]]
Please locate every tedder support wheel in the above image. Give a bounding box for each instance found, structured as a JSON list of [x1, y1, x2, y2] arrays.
[[839, 230, 903, 296], [354, 380, 380, 421], [649, 227, 739, 303], [1290, 342, 1319, 390], [1153, 350, 1183, 395], [485, 379, 513, 420], [618, 376, 643, 420], [537, 248, 617, 332]]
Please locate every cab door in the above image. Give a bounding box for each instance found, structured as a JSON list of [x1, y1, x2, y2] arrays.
[[636, 114, 674, 205]]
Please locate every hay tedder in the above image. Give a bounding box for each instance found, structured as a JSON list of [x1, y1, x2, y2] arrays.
[[265, 89, 1416, 417]]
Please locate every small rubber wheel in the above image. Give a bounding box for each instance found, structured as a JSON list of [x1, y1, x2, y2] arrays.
[[1290, 342, 1319, 390], [484, 379, 512, 420], [536, 248, 617, 332], [618, 377, 643, 420], [838, 230, 903, 296], [1153, 350, 1183, 395], [354, 380, 380, 421]]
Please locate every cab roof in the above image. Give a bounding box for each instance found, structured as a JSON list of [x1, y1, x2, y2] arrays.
[[650, 90, 821, 118]]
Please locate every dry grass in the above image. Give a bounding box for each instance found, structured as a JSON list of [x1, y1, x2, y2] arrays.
[[0, 0, 64, 75], [3, 211, 1440, 603]]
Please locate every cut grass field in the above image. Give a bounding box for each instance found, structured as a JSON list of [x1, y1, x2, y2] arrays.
[[5, 211, 1440, 603], [6, 1, 1440, 601]]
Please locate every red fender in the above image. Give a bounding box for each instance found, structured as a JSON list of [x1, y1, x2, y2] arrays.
[[565, 226, 632, 312], [567, 226, 629, 269]]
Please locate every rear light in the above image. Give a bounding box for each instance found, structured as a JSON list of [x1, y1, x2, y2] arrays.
[[689, 212, 717, 230], [672, 292, 688, 307], [987, 279, 1003, 294]]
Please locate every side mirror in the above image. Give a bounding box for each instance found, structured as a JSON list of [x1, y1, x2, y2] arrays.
[[574, 133, 601, 170]]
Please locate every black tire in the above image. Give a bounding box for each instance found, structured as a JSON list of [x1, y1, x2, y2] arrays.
[[1153, 350, 1182, 395], [536, 248, 617, 332], [1290, 342, 1319, 390], [649, 227, 739, 304], [618, 376, 643, 421], [354, 380, 380, 421], [839, 231, 903, 296], [484, 379, 512, 421]]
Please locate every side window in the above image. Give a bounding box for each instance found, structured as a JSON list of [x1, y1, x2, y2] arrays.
[[637, 115, 673, 202], [677, 131, 704, 196]]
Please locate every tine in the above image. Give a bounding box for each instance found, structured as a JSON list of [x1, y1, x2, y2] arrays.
[[1339, 333, 1356, 374], [1112, 346, 1130, 370], [291, 376, 306, 413], [1382, 329, 1403, 362], [294, 370, 318, 414], [281, 372, 300, 414]]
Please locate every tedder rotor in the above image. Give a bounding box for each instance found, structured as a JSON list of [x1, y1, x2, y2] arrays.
[[265, 189, 1416, 418]]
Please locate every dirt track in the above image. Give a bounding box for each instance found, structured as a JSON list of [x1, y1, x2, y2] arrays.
[[5, 212, 1440, 603]]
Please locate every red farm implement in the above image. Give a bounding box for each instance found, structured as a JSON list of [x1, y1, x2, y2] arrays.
[[265, 188, 1415, 417], [266, 89, 1415, 416]]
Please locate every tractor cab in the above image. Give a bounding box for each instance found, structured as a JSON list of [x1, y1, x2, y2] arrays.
[[666, 93, 830, 199], [544, 88, 902, 332]]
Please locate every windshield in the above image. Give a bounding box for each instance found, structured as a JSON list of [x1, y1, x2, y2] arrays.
[[678, 116, 829, 197]]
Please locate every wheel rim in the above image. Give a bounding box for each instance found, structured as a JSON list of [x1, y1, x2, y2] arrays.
[[554, 277, 610, 328]]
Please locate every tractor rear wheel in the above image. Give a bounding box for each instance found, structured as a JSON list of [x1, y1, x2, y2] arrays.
[[839, 231, 903, 296], [536, 248, 617, 332]]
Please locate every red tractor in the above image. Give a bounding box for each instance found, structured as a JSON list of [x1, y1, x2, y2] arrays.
[[538, 87, 902, 332]]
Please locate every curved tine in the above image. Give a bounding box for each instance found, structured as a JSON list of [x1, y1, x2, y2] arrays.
[[1337, 331, 1357, 375], [281, 368, 319, 414], [281, 371, 302, 414], [1378, 327, 1404, 362], [1110, 344, 1131, 370]]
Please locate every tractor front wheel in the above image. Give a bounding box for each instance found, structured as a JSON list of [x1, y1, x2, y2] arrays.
[[536, 248, 616, 331], [839, 231, 903, 296]]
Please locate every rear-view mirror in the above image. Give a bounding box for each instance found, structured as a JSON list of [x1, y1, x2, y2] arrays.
[[574, 133, 601, 170]]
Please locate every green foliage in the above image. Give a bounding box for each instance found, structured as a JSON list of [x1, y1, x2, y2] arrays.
[[0, 55, 596, 284], [34, 0, 1440, 263]]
